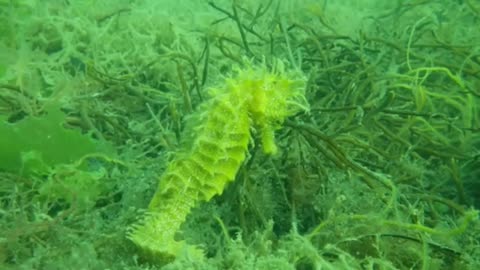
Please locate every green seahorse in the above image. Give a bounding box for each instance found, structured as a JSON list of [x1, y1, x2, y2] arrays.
[[127, 61, 309, 262]]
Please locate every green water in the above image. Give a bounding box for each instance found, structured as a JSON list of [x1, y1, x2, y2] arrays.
[[1, 1, 479, 269]]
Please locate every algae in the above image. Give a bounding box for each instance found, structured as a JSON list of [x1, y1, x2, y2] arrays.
[[0, 105, 115, 175]]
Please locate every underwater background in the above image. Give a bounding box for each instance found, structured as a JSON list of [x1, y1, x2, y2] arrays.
[[1, 0, 479, 269]]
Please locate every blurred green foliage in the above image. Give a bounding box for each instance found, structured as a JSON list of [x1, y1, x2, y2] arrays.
[[0, 105, 115, 175]]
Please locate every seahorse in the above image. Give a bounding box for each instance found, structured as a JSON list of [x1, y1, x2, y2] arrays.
[[127, 61, 309, 263]]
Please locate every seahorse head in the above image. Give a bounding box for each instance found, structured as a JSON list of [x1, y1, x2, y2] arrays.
[[234, 61, 310, 154]]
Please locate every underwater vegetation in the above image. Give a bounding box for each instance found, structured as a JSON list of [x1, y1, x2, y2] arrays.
[[0, 0, 479, 269]]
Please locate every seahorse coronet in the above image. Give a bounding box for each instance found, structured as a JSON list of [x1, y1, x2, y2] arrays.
[[127, 61, 309, 263]]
